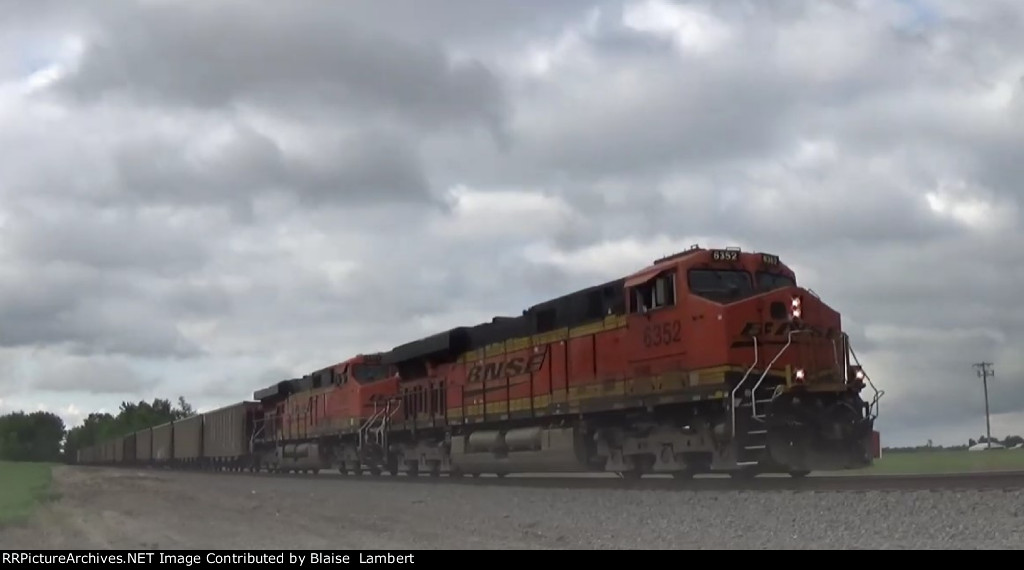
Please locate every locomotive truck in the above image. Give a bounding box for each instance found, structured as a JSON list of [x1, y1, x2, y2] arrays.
[[77, 245, 882, 480]]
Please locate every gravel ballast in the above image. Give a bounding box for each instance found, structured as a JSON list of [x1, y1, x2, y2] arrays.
[[2, 466, 1021, 550]]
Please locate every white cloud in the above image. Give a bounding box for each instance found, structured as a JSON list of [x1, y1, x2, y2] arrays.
[[622, 0, 732, 55]]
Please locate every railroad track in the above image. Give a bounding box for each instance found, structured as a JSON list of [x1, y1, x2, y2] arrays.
[[127, 466, 1024, 493]]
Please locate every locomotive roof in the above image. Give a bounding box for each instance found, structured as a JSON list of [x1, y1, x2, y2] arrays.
[[256, 243, 788, 389]]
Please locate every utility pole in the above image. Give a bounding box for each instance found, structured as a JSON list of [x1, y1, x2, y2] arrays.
[[973, 362, 994, 448]]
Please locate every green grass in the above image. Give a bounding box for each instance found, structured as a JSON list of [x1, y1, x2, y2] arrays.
[[0, 461, 59, 527], [844, 448, 1024, 475]]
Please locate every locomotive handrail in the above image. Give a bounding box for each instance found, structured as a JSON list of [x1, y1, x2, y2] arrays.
[[358, 401, 386, 443], [831, 337, 841, 379], [751, 329, 809, 421], [386, 398, 402, 420], [847, 339, 884, 420], [730, 337, 759, 439], [358, 397, 403, 453]]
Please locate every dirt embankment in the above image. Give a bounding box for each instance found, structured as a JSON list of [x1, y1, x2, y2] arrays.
[[3, 465, 1023, 550], [0, 466, 563, 550]]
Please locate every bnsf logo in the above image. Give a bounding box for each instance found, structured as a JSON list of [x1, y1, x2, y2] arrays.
[[467, 349, 547, 383], [732, 322, 838, 347], [739, 321, 837, 338]]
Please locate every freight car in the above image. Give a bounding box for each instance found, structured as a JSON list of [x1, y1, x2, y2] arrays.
[[202, 402, 260, 471], [78, 245, 883, 480], [173, 414, 203, 468], [73, 403, 262, 472], [152, 422, 173, 464]]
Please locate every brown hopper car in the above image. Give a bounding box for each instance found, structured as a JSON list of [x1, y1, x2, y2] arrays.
[[136, 427, 152, 462], [173, 414, 203, 466], [202, 402, 259, 470], [152, 422, 173, 463]]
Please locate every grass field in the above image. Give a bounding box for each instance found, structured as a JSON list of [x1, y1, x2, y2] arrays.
[[0, 461, 58, 527], [849, 448, 1024, 475]]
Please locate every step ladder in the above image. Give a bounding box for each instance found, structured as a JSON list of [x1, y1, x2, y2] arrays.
[[732, 384, 778, 466], [729, 331, 805, 467], [357, 396, 402, 469]]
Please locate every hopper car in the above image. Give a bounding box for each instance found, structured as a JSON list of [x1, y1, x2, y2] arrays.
[[75, 245, 882, 479]]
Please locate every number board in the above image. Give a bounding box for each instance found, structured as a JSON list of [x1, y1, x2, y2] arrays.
[[643, 320, 682, 347], [710, 249, 739, 262], [761, 254, 780, 266]]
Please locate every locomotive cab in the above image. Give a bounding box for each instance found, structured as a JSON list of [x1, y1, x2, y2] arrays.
[[622, 245, 880, 475]]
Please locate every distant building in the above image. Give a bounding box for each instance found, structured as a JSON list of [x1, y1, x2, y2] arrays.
[[968, 441, 1006, 451]]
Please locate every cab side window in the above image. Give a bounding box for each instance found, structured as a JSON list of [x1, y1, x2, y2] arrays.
[[630, 271, 676, 314]]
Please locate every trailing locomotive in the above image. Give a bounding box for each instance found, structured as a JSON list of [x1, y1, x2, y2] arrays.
[[77, 245, 882, 480]]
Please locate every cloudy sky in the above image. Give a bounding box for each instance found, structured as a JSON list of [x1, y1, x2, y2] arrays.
[[1, 0, 1022, 447]]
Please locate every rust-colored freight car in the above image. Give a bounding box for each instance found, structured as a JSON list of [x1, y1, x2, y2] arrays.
[[173, 414, 203, 467], [136, 427, 153, 463], [114, 436, 124, 463], [152, 422, 174, 464], [202, 402, 259, 471]]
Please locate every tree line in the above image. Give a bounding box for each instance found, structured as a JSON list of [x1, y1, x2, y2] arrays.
[[0, 396, 195, 463]]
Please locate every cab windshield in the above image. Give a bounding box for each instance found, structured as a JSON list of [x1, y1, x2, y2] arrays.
[[756, 271, 796, 291], [687, 269, 755, 302], [352, 364, 390, 383], [688, 269, 796, 302]]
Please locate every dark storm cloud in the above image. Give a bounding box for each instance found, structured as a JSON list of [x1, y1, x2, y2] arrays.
[[32, 356, 160, 395], [328, 0, 618, 42], [0, 260, 204, 359], [109, 123, 433, 211], [3, 203, 209, 273], [47, 0, 510, 140]]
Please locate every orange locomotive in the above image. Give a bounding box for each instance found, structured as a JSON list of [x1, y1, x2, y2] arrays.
[[250, 245, 881, 478], [251, 354, 399, 474]]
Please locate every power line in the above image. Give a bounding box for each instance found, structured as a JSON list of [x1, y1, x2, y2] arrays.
[[973, 362, 994, 448]]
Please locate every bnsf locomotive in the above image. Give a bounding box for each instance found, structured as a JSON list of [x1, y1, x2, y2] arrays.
[[78, 245, 882, 479]]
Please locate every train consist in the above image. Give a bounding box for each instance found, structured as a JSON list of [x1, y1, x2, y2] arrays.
[[76, 245, 883, 479]]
